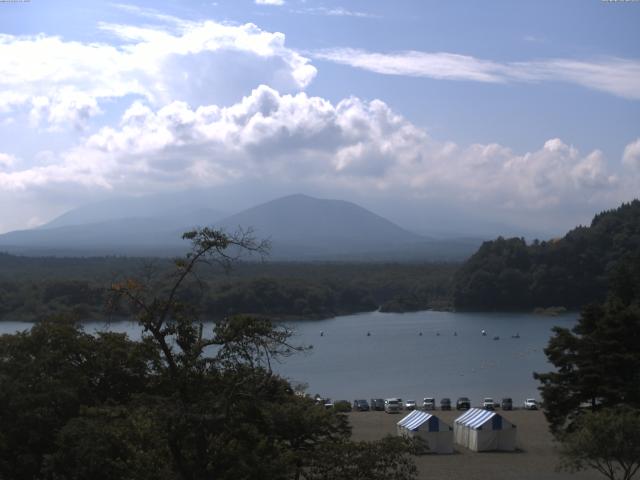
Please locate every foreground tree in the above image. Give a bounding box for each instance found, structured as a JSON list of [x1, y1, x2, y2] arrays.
[[0, 319, 158, 480], [558, 407, 640, 480], [534, 253, 640, 436], [0, 228, 424, 479], [110, 227, 422, 479], [303, 436, 426, 480]]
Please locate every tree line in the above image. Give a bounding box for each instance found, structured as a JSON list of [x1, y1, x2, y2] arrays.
[[453, 200, 640, 311], [0, 255, 456, 322]]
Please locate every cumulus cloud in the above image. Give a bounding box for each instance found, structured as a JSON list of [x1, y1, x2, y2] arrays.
[[0, 17, 315, 128], [623, 138, 640, 170], [255, 0, 285, 5], [315, 48, 640, 99], [0, 153, 16, 169], [0, 86, 632, 229]]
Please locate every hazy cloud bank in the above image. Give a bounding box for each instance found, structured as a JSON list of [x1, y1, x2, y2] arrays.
[[0, 9, 637, 235], [1, 85, 636, 233]]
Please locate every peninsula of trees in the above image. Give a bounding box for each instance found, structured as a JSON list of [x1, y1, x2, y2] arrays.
[[453, 200, 640, 311]]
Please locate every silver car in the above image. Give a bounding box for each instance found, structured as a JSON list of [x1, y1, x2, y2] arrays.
[[384, 398, 401, 413], [423, 397, 436, 410]]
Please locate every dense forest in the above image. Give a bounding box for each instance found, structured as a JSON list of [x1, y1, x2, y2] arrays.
[[0, 229, 424, 480], [3, 200, 640, 320], [0, 255, 456, 322], [453, 200, 640, 311]]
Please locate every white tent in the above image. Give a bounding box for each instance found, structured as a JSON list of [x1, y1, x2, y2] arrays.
[[454, 408, 517, 452], [397, 410, 454, 454]]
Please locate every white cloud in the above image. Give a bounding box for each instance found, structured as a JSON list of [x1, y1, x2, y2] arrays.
[[0, 17, 314, 128], [0, 153, 16, 169], [316, 49, 504, 82], [293, 7, 378, 18], [623, 138, 640, 170], [0, 86, 632, 232], [315, 48, 640, 99], [255, 0, 285, 5]]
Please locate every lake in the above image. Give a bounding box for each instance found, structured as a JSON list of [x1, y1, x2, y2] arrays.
[[0, 310, 576, 406]]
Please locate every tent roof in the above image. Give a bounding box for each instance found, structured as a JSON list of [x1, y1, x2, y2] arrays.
[[398, 410, 434, 431], [455, 408, 502, 430]]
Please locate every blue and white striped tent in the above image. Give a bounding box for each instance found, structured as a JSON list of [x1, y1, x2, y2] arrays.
[[454, 408, 517, 452], [397, 410, 453, 454]]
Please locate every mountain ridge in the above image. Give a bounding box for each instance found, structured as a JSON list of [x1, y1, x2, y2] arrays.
[[0, 193, 481, 260]]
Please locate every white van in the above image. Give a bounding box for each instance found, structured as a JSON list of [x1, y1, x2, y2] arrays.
[[384, 398, 401, 413]]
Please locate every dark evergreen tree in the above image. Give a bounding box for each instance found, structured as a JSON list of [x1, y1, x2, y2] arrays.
[[534, 253, 640, 436]]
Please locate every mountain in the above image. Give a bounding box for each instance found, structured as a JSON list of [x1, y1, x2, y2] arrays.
[[0, 193, 481, 260], [0, 198, 225, 256], [453, 199, 640, 311], [39, 193, 225, 230], [215, 194, 482, 260], [215, 194, 418, 256]]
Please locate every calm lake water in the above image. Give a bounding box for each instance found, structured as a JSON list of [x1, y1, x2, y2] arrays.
[[0, 310, 576, 406]]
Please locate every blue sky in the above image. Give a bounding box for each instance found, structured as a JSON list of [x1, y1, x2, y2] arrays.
[[0, 0, 638, 236]]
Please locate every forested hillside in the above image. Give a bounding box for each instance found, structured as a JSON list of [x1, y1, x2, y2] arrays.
[[0, 256, 455, 321], [453, 200, 640, 310]]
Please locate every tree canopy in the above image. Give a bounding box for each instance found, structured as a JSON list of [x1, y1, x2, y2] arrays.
[[454, 200, 640, 310], [0, 252, 456, 322], [0, 227, 424, 480], [558, 407, 640, 480], [534, 252, 640, 436]]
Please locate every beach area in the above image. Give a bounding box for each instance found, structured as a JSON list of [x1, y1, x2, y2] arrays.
[[348, 409, 602, 480]]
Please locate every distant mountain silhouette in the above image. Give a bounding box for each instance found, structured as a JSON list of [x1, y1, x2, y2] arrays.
[[0, 193, 481, 260], [40, 194, 224, 230], [0, 194, 224, 255], [215, 194, 424, 257]]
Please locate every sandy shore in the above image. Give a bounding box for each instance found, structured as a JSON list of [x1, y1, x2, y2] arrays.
[[347, 409, 601, 480]]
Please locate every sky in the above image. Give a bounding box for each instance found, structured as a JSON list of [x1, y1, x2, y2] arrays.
[[0, 0, 639, 237]]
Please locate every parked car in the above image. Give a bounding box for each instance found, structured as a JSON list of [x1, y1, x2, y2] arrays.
[[501, 397, 513, 410], [456, 397, 471, 410], [353, 399, 370, 411], [323, 400, 334, 409], [405, 400, 417, 410], [423, 397, 436, 410], [370, 398, 385, 411], [440, 398, 452, 410], [524, 398, 538, 410], [482, 397, 495, 410], [384, 398, 402, 413]]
